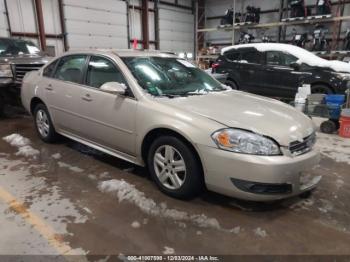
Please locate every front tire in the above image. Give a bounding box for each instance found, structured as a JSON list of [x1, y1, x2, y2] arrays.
[[225, 80, 239, 90], [34, 103, 59, 143], [147, 136, 203, 200]]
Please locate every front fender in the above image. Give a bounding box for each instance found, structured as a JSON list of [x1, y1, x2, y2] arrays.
[[135, 99, 225, 164]]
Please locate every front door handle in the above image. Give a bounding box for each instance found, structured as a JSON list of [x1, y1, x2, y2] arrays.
[[45, 84, 53, 91], [82, 94, 93, 102]]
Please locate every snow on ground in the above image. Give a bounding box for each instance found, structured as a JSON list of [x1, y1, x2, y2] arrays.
[[0, 155, 87, 254], [131, 221, 141, 229], [315, 132, 350, 165], [57, 161, 84, 173], [51, 153, 62, 160], [15, 145, 40, 158], [3, 134, 30, 147], [229, 226, 241, 234], [98, 179, 240, 233], [163, 246, 175, 255], [3, 134, 40, 158], [254, 227, 267, 238]]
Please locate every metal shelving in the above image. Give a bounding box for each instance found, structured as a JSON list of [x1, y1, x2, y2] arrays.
[[195, 0, 350, 61], [198, 15, 350, 33]]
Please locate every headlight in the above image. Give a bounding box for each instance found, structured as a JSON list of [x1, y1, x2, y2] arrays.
[[212, 128, 281, 156], [333, 72, 350, 81], [0, 64, 13, 78]]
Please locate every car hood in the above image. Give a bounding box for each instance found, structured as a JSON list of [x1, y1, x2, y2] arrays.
[[157, 91, 315, 146]]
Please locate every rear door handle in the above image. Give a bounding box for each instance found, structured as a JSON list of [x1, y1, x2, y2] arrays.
[[82, 94, 93, 102]]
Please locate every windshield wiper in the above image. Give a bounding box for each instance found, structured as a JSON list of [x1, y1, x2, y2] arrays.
[[170, 91, 206, 97], [157, 94, 181, 99]]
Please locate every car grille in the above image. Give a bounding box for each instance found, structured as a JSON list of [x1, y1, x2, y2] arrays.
[[14, 64, 45, 83], [289, 133, 316, 156]]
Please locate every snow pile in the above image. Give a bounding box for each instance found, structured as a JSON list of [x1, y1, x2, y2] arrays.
[[131, 221, 141, 229], [3, 134, 40, 158], [229, 226, 241, 234], [163, 247, 175, 255], [315, 133, 350, 165], [58, 161, 84, 173], [98, 179, 225, 231], [52, 153, 62, 160], [222, 43, 350, 73], [254, 227, 267, 238], [318, 199, 334, 214], [3, 134, 31, 147], [15, 146, 40, 158]]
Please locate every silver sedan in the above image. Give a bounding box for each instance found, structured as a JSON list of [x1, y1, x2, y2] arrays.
[[21, 50, 320, 201]]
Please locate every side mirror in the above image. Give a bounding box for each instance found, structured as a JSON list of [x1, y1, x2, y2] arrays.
[[290, 62, 300, 71], [100, 82, 127, 95]]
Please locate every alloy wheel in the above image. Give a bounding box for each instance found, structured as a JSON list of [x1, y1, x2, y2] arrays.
[[36, 109, 50, 138], [153, 145, 187, 190]]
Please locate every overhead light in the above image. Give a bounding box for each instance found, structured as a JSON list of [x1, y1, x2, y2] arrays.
[[187, 53, 193, 59]]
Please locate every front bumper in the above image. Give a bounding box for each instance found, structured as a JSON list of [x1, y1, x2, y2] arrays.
[[198, 145, 321, 201], [0, 78, 21, 106], [0, 77, 15, 87]]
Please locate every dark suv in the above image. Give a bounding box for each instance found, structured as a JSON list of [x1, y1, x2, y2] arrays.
[[0, 37, 49, 115], [213, 43, 350, 98]]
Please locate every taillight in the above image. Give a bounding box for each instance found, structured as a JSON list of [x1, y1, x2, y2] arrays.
[[212, 63, 220, 69]]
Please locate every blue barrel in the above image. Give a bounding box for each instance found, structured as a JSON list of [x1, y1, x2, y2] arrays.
[[325, 95, 346, 120]]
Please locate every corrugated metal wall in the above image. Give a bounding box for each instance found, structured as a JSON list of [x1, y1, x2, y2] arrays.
[[0, 0, 65, 55], [42, 0, 64, 55], [0, 0, 9, 36], [0, 0, 195, 56], [63, 0, 128, 50], [159, 3, 194, 54]]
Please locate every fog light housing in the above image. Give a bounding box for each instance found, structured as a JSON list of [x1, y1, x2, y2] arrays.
[[231, 178, 292, 195]]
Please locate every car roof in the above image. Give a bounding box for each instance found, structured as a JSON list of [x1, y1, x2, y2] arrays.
[[62, 49, 178, 58], [221, 43, 295, 55]]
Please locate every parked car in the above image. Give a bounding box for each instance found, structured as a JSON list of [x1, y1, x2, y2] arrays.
[[0, 37, 50, 115], [21, 50, 320, 201], [213, 43, 350, 98]]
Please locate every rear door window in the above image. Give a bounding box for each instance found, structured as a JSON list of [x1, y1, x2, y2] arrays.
[[53, 55, 87, 84], [266, 51, 298, 67], [225, 52, 240, 62], [240, 51, 262, 64]]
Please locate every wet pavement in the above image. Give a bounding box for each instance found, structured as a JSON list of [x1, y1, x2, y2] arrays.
[[0, 114, 350, 260]]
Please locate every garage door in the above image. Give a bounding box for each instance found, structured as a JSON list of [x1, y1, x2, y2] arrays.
[[63, 0, 128, 50], [0, 0, 9, 37], [159, 5, 194, 54]]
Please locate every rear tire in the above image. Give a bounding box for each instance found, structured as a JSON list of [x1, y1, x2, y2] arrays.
[[225, 80, 239, 90], [33, 103, 59, 143], [147, 136, 204, 200], [311, 84, 333, 95]]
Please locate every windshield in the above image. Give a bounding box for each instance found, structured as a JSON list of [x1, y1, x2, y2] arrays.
[[0, 38, 41, 57], [122, 57, 226, 97]]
